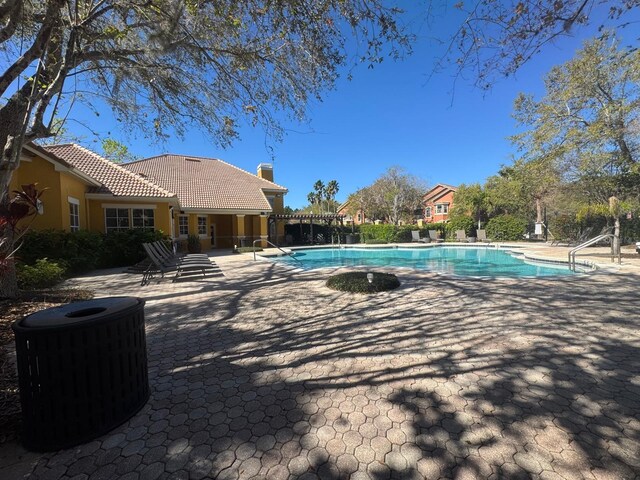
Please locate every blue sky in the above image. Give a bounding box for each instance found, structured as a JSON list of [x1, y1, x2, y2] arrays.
[[62, 3, 628, 209]]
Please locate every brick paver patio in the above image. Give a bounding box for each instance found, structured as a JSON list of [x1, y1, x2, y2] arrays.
[[2, 251, 639, 479]]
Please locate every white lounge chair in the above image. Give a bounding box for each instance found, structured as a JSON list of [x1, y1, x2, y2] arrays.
[[411, 230, 429, 243], [455, 230, 468, 242], [477, 229, 491, 243], [429, 230, 444, 243]]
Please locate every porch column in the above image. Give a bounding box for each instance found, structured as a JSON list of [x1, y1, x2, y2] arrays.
[[235, 214, 246, 247], [260, 214, 269, 247]]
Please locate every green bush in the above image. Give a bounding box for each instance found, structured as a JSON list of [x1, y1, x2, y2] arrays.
[[428, 222, 447, 239], [359, 224, 397, 242], [19, 229, 166, 273], [187, 234, 202, 253], [17, 258, 66, 289], [99, 229, 166, 268], [18, 229, 102, 274], [445, 216, 476, 238], [390, 225, 427, 243], [364, 239, 388, 244], [326, 271, 400, 293], [485, 215, 527, 241]]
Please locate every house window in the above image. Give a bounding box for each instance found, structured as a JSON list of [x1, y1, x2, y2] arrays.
[[105, 208, 130, 232], [425, 206, 432, 218], [178, 215, 189, 236], [132, 208, 155, 230], [197, 216, 207, 236], [357, 213, 362, 222], [435, 203, 449, 215], [267, 196, 275, 209], [69, 197, 79, 232]]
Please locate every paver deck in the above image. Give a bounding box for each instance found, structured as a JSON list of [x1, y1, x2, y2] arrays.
[[2, 248, 639, 479]]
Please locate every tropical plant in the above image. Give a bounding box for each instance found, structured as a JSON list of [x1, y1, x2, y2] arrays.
[[0, 184, 46, 297]]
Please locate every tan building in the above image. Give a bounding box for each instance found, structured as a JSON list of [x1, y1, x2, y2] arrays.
[[11, 143, 287, 250], [125, 155, 287, 249]]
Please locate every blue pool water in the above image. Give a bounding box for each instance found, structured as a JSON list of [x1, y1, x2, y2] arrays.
[[271, 246, 576, 277]]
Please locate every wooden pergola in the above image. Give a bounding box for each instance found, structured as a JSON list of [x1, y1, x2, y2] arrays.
[[269, 213, 345, 245]]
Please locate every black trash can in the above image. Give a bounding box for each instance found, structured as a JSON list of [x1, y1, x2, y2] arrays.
[[345, 234, 358, 244], [12, 297, 149, 452]]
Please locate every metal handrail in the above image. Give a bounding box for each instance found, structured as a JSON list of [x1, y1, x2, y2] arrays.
[[253, 239, 301, 262], [568, 233, 620, 271]]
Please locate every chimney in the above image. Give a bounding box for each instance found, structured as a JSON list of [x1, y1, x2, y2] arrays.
[[257, 163, 273, 182]]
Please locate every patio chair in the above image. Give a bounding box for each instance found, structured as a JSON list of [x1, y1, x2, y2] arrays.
[[142, 243, 221, 285], [151, 240, 208, 263], [429, 230, 444, 243], [477, 229, 491, 243], [411, 230, 429, 243], [455, 230, 468, 242]]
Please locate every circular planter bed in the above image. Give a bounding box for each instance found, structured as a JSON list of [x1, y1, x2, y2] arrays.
[[326, 271, 400, 294]]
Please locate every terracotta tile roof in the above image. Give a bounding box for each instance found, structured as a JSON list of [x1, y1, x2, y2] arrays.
[[44, 144, 176, 198], [423, 183, 457, 201], [123, 154, 287, 211]]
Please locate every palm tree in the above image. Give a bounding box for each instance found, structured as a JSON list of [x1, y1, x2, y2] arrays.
[[325, 180, 339, 213], [313, 180, 326, 213]]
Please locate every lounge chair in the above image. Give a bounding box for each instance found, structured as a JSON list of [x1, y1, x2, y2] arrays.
[[455, 230, 468, 242], [477, 229, 491, 243], [411, 230, 429, 243], [142, 243, 221, 285], [429, 230, 444, 243], [151, 240, 208, 262]]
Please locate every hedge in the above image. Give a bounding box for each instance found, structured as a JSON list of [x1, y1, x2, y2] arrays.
[[445, 216, 476, 238], [17, 258, 66, 289], [18, 229, 167, 274], [485, 215, 527, 241]]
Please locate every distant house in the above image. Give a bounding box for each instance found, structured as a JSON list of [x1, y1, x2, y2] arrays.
[[337, 200, 367, 226], [422, 184, 457, 223], [10, 143, 287, 250]]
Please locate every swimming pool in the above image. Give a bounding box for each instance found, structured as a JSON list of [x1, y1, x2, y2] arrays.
[[269, 246, 578, 277]]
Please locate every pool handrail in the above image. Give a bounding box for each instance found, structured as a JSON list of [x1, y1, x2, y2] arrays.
[[568, 233, 620, 271], [253, 239, 301, 263]]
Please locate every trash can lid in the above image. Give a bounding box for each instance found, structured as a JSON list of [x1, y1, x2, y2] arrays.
[[20, 297, 141, 328]]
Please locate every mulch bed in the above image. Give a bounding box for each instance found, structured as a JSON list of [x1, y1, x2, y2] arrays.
[[0, 289, 93, 445]]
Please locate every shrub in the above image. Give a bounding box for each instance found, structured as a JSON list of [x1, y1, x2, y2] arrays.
[[19, 229, 166, 273], [359, 224, 397, 242], [326, 271, 400, 293], [187, 234, 202, 253], [99, 229, 166, 268], [428, 222, 447, 239], [18, 229, 102, 274], [364, 239, 388, 244], [485, 215, 527, 241], [17, 258, 66, 289], [391, 225, 421, 243], [445, 216, 476, 238]]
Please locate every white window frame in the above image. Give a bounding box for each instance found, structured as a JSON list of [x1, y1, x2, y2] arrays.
[[178, 215, 189, 237], [435, 203, 449, 215], [68, 197, 80, 232], [425, 206, 432, 218], [357, 213, 362, 222], [104, 207, 131, 232], [131, 208, 155, 230], [197, 215, 207, 238]]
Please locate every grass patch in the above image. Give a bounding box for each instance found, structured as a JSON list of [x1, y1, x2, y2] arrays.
[[326, 271, 400, 294]]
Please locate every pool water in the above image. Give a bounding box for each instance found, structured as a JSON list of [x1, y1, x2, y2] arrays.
[[271, 246, 576, 277]]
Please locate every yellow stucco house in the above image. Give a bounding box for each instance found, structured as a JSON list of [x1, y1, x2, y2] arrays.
[[10, 143, 288, 249]]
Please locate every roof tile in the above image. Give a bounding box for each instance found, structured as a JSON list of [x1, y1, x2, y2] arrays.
[[44, 144, 176, 198], [123, 154, 287, 211]]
